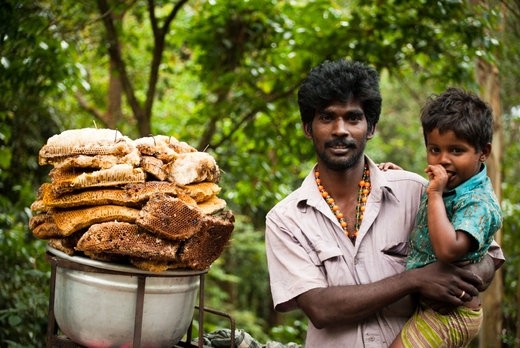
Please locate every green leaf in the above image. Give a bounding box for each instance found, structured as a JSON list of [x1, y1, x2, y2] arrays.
[[8, 315, 22, 326]]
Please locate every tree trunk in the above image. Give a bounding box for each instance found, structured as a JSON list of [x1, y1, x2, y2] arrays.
[[74, 55, 123, 129], [475, 57, 504, 348], [516, 270, 520, 348], [97, 0, 146, 134], [106, 42, 123, 128], [96, 0, 189, 137]]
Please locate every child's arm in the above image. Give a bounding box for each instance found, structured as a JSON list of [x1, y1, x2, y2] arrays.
[[426, 164, 474, 263]]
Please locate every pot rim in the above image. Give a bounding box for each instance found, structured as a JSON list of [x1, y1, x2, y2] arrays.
[[46, 245, 208, 276]]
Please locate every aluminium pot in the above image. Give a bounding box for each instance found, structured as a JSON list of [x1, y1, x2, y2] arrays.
[[47, 245, 207, 348]]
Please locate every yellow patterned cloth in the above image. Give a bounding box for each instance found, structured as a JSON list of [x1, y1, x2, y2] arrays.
[[401, 300, 483, 348]]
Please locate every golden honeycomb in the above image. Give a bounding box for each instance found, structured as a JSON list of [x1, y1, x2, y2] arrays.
[[36, 183, 140, 209], [48, 231, 84, 256], [49, 164, 146, 194], [180, 182, 221, 202], [76, 221, 180, 261], [39, 128, 136, 165], [177, 211, 235, 270], [136, 193, 203, 241], [30, 128, 234, 273], [140, 155, 168, 181]]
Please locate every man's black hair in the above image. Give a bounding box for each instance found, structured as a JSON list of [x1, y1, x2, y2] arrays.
[[421, 87, 494, 152], [297, 59, 382, 130]]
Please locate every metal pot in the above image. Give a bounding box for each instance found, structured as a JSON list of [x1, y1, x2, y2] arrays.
[[47, 246, 207, 348]]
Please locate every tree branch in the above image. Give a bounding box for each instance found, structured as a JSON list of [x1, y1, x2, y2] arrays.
[[212, 107, 263, 150], [96, 0, 145, 131], [164, 0, 189, 32], [500, 0, 520, 21], [197, 89, 228, 150], [144, 0, 189, 123], [75, 91, 107, 125], [148, 0, 159, 37], [211, 82, 302, 149]]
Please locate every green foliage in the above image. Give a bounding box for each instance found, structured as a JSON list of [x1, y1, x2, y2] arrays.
[[0, 0, 78, 345], [199, 215, 272, 342], [366, 71, 429, 173], [0, 0, 517, 346], [0, 218, 50, 347], [498, 106, 520, 345], [501, 187, 520, 345], [269, 319, 308, 345], [0, 0, 80, 212]]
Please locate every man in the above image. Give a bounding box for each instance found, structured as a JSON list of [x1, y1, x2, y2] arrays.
[[264, 59, 504, 347]]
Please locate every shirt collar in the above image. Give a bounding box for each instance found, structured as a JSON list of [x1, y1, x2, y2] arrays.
[[297, 164, 322, 210]]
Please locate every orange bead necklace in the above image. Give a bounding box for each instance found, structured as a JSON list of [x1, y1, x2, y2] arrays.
[[315, 164, 371, 242]]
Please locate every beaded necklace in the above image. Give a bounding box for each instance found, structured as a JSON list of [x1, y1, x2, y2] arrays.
[[315, 164, 371, 242]]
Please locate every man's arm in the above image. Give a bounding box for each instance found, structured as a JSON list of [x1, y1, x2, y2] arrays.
[[296, 261, 482, 329], [463, 254, 496, 291]]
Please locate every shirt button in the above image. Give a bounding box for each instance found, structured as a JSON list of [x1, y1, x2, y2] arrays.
[[369, 336, 375, 341], [354, 259, 358, 265]]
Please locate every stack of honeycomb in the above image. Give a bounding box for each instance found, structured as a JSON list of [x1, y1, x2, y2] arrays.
[[29, 128, 234, 272]]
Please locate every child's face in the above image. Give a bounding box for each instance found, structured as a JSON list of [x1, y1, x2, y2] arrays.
[[425, 128, 490, 191]]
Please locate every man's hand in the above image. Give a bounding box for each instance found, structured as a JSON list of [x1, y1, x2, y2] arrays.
[[417, 256, 496, 314], [411, 261, 481, 306]]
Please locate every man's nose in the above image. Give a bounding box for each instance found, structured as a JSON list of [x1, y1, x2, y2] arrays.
[[332, 119, 350, 136]]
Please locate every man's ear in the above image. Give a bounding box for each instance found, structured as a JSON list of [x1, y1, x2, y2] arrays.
[[303, 122, 313, 139], [480, 143, 492, 162], [367, 124, 376, 140]]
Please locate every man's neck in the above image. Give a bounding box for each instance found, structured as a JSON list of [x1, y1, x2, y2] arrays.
[[316, 158, 366, 200]]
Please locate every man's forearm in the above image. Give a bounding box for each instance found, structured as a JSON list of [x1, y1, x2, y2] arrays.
[[296, 270, 419, 328], [296, 261, 483, 329]]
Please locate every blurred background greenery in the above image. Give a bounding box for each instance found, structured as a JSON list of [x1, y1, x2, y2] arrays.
[[1, 0, 519, 347]]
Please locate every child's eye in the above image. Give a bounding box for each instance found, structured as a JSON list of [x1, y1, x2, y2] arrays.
[[429, 148, 440, 154]]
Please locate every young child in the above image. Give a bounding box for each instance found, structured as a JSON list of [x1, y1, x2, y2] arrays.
[[385, 87, 503, 348]]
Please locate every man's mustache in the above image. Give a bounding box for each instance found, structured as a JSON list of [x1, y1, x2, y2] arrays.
[[325, 139, 357, 148]]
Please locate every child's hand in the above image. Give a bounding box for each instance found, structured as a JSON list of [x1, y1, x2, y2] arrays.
[[425, 164, 449, 194], [377, 162, 403, 171]]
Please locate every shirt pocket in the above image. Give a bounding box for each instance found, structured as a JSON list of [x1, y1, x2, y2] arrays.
[[308, 240, 343, 267], [307, 240, 346, 284], [313, 240, 343, 263], [381, 241, 409, 273]]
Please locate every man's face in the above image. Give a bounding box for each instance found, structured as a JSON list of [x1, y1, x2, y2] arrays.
[[304, 98, 375, 170]]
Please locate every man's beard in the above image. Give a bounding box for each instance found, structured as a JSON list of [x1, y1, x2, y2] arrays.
[[314, 137, 367, 171]]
